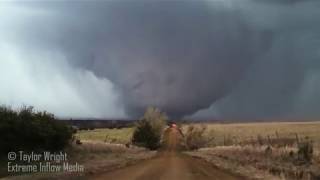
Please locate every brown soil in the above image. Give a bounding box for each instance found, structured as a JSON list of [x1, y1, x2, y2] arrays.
[[92, 127, 244, 180]]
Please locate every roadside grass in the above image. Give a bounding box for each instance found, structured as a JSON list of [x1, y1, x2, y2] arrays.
[[66, 141, 156, 175], [183, 121, 320, 180], [182, 121, 320, 148], [2, 128, 156, 180], [187, 145, 320, 180], [75, 128, 134, 144], [3, 141, 156, 180]]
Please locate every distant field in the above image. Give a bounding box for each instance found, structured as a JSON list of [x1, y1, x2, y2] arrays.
[[182, 121, 320, 148], [75, 121, 320, 149], [76, 128, 134, 144]]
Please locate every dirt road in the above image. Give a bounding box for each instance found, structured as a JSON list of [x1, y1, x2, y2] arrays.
[[92, 127, 243, 180]]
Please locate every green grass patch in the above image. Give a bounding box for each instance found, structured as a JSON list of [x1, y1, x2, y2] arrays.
[[75, 128, 134, 144]]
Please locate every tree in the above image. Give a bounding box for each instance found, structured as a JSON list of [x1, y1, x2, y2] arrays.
[[0, 106, 73, 155], [132, 107, 168, 150]]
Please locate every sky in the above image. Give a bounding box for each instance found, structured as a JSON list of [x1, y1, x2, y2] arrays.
[[0, 0, 320, 120]]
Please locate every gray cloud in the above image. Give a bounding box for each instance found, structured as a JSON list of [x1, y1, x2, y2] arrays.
[[1, 0, 320, 119], [193, 1, 320, 119], [0, 44, 125, 118]]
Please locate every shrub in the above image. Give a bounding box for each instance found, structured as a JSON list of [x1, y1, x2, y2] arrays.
[[185, 124, 208, 150], [297, 137, 313, 163], [132, 120, 160, 150], [0, 106, 73, 155], [142, 107, 167, 135], [132, 107, 167, 150]]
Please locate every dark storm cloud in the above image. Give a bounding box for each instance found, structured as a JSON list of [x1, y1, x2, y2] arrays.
[[1, 0, 320, 119], [52, 1, 272, 117], [253, 0, 315, 5], [83, 2, 273, 117], [193, 0, 320, 119]]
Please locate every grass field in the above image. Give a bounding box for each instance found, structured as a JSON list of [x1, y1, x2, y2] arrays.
[[71, 121, 320, 180], [183, 121, 320, 180], [75, 128, 134, 144], [182, 121, 320, 148], [75, 121, 320, 149], [4, 142, 156, 180], [4, 121, 319, 179]]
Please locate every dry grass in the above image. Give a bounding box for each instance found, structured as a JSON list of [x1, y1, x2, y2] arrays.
[[66, 141, 156, 175], [187, 145, 320, 180], [4, 141, 156, 180], [4, 127, 154, 180], [184, 121, 320, 180], [75, 128, 134, 144], [182, 121, 320, 148]]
